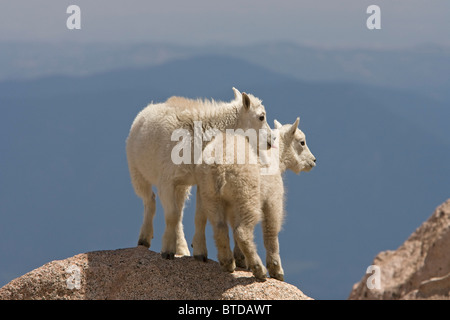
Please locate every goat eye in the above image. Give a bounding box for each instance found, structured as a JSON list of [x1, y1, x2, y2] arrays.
[[300, 141, 305, 146], [259, 115, 265, 121]]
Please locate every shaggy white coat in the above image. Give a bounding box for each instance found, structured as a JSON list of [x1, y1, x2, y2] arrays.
[[126, 88, 272, 258], [192, 118, 316, 280]]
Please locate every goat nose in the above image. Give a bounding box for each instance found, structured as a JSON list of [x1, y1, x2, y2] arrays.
[[313, 158, 316, 163]]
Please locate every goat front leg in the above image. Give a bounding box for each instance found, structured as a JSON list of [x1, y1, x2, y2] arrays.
[[233, 213, 267, 281], [204, 201, 235, 273], [233, 238, 247, 269], [262, 202, 284, 281]]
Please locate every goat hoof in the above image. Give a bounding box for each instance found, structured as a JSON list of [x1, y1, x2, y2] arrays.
[[220, 259, 236, 273], [194, 254, 208, 262], [255, 274, 267, 282], [161, 251, 175, 260], [267, 261, 284, 280], [252, 265, 267, 281], [176, 248, 191, 257], [233, 250, 246, 268], [270, 273, 284, 281], [234, 257, 247, 269], [137, 239, 150, 248]]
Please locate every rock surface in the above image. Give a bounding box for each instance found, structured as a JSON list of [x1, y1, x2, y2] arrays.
[[0, 246, 311, 300], [349, 199, 450, 300]]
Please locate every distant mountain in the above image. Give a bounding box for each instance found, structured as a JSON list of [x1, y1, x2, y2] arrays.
[[0, 55, 449, 299], [0, 55, 291, 100], [349, 199, 450, 300], [1, 41, 449, 100]]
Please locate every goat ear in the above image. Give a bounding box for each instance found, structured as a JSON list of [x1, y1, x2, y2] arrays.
[[274, 119, 282, 129], [232, 87, 241, 99], [242, 92, 251, 110], [290, 117, 300, 135]]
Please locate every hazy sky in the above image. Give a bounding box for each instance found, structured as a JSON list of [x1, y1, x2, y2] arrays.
[[1, 0, 450, 48]]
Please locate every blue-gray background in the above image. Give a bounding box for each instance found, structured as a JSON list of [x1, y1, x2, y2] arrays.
[[1, 1, 449, 299]]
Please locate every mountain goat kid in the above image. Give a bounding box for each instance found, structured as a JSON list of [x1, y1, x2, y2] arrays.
[[192, 118, 316, 280], [126, 88, 273, 259]]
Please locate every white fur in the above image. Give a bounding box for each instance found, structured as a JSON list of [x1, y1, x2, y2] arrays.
[[192, 118, 316, 280], [126, 87, 272, 258]]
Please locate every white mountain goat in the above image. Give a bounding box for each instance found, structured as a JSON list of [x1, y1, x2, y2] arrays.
[[126, 88, 273, 259], [192, 118, 316, 280]]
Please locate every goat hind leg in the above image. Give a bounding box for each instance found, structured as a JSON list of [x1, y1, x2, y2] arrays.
[[206, 202, 234, 272], [138, 191, 156, 248], [174, 185, 191, 256], [192, 186, 208, 262], [130, 165, 155, 249], [159, 184, 190, 259], [233, 238, 247, 269], [233, 218, 267, 280]]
